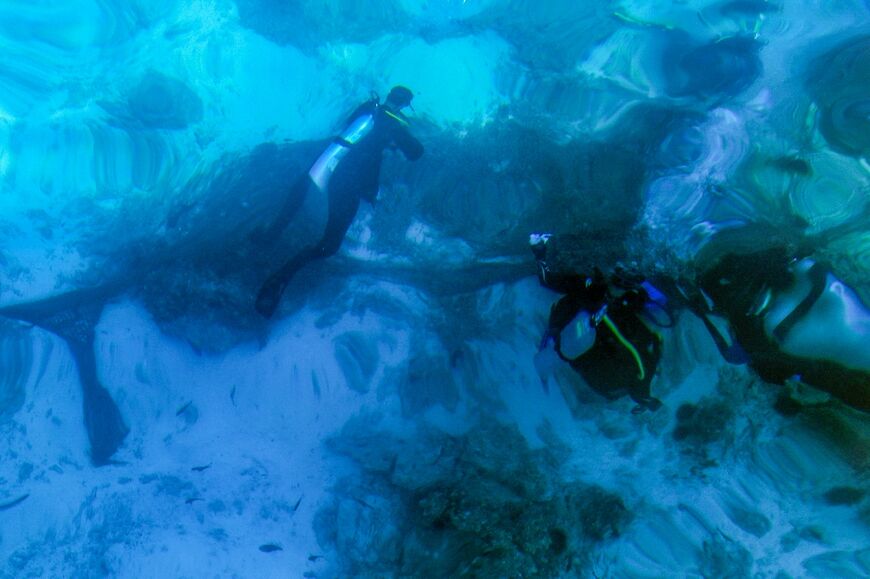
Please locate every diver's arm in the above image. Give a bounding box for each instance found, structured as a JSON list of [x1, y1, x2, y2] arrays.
[[394, 128, 423, 161]]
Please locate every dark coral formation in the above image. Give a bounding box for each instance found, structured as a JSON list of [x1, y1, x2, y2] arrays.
[[673, 400, 733, 446], [127, 71, 203, 130], [317, 417, 630, 577], [672, 397, 736, 470]]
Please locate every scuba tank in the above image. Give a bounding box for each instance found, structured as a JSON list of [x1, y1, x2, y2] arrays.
[[559, 310, 596, 360], [309, 98, 378, 192]]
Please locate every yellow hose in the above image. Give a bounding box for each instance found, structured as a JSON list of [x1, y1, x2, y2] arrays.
[[602, 314, 645, 380], [383, 109, 410, 126]]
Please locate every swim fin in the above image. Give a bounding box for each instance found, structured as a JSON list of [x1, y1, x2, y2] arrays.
[[0, 283, 129, 465], [255, 276, 285, 318]]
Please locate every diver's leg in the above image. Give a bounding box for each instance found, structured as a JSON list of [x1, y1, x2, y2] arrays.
[[255, 190, 360, 318], [68, 339, 130, 464], [629, 333, 664, 413], [252, 175, 312, 245], [255, 249, 316, 318], [310, 191, 360, 260], [253, 232, 347, 319]]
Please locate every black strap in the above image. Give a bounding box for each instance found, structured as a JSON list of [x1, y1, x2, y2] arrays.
[[772, 263, 828, 343]]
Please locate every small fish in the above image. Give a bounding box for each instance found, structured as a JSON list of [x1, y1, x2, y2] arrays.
[[176, 401, 193, 416], [259, 544, 283, 553], [230, 385, 237, 406], [308, 555, 324, 562], [0, 494, 29, 511], [191, 464, 211, 472], [352, 497, 374, 509], [292, 496, 303, 512], [185, 497, 204, 505]]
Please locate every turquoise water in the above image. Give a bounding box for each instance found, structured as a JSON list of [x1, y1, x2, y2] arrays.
[[0, 1, 868, 577]]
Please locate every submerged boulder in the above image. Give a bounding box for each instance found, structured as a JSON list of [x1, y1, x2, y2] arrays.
[[126, 71, 203, 130], [319, 417, 631, 577]]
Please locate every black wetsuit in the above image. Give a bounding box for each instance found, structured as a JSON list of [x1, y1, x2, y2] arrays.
[[255, 100, 423, 317], [545, 275, 663, 410], [698, 248, 870, 412]]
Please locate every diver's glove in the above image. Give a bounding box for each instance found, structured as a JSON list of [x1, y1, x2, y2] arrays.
[[255, 276, 286, 318]]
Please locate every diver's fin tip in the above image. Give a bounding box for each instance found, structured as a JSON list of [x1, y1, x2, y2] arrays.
[[254, 282, 282, 319]]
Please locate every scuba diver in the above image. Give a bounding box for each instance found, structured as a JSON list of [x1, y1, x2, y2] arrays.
[[254, 86, 424, 318], [695, 246, 870, 412], [531, 234, 666, 414]]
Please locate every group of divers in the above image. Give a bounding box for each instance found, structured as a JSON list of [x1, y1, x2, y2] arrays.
[[252, 85, 869, 415], [0, 84, 862, 470]]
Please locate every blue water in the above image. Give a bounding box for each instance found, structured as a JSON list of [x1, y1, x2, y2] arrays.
[[0, 1, 868, 577]]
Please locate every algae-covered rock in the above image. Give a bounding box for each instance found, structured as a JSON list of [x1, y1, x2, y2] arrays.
[[320, 417, 630, 577], [699, 534, 753, 579]]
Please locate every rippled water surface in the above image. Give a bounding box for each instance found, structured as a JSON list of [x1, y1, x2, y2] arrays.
[[0, 1, 868, 577]]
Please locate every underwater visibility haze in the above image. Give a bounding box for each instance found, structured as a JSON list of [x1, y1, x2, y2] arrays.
[[0, 0, 869, 576]]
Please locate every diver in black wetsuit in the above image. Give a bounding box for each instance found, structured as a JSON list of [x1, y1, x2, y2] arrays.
[[531, 234, 665, 413], [694, 246, 870, 412], [255, 86, 424, 318]]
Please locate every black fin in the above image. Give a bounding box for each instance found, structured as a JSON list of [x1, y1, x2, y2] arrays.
[[0, 284, 129, 465], [255, 277, 285, 319]]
